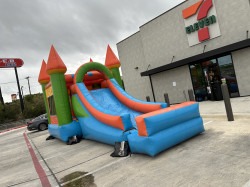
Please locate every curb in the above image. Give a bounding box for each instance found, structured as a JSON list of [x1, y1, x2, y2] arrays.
[[201, 114, 250, 120], [0, 124, 27, 135]]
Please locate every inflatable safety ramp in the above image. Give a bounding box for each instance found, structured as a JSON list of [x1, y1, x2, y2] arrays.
[[127, 102, 204, 156]]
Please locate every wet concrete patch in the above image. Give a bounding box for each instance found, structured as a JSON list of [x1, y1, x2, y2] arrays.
[[60, 171, 96, 187]]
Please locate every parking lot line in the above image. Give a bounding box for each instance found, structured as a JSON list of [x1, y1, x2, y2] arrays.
[[204, 121, 213, 125], [23, 132, 51, 187], [0, 125, 26, 135]]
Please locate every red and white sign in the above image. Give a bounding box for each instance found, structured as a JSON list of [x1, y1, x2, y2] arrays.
[[0, 58, 24, 68], [182, 0, 221, 46]]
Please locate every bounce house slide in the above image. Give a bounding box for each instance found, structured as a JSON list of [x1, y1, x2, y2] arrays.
[[73, 78, 166, 143], [73, 72, 205, 156], [39, 46, 205, 157]]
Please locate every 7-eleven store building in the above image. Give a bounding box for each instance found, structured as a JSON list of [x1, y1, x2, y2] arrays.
[[117, 0, 250, 104]]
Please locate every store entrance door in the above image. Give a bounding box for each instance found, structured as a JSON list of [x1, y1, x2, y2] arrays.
[[201, 60, 223, 101], [189, 55, 239, 101], [189, 59, 222, 101]]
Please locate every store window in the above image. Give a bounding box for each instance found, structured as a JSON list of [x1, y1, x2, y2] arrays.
[[190, 64, 207, 101], [48, 95, 56, 115], [217, 55, 239, 97], [189, 54, 239, 101]]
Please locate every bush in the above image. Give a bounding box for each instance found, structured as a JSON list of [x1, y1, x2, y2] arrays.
[[24, 94, 34, 102], [0, 93, 46, 124], [23, 94, 46, 119]]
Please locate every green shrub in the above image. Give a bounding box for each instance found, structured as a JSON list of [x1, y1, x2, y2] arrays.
[[0, 93, 45, 124], [23, 94, 45, 119]]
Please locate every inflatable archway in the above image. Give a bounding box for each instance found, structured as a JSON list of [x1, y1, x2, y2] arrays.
[[74, 62, 113, 84]]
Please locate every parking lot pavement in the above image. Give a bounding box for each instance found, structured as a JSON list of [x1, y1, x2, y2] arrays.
[[90, 119, 250, 187], [0, 128, 58, 187], [199, 96, 250, 120], [1, 118, 250, 187]]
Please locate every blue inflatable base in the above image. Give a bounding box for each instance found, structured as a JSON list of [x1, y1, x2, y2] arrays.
[[128, 117, 205, 156], [78, 116, 130, 145], [48, 120, 82, 142], [73, 92, 205, 156]]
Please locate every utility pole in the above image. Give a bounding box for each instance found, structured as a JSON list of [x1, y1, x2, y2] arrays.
[[14, 67, 24, 113], [21, 86, 24, 105], [25, 76, 31, 95], [0, 86, 4, 105], [21, 86, 24, 98]]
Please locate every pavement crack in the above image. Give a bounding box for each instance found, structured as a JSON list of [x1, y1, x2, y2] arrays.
[[54, 150, 112, 174]]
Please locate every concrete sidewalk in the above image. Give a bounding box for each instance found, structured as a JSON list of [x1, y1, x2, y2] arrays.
[[199, 96, 250, 119]]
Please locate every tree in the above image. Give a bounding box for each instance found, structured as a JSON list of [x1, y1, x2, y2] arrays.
[[0, 93, 46, 124]]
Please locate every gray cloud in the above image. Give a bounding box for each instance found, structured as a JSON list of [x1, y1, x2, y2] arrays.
[[0, 0, 184, 102]]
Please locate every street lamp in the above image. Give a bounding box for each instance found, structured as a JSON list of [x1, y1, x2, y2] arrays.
[[25, 76, 31, 95]]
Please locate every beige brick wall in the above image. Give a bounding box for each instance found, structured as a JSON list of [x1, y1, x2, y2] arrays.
[[151, 65, 193, 104], [117, 33, 154, 101], [117, 0, 250, 102], [232, 47, 250, 96]]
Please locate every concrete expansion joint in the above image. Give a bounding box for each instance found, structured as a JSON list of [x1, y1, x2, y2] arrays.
[[201, 113, 250, 120]]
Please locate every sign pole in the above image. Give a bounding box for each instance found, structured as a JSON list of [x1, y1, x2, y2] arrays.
[[14, 67, 24, 113]]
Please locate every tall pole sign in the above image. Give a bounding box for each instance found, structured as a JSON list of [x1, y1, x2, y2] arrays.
[[0, 58, 24, 113], [0, 58, 24, 68]]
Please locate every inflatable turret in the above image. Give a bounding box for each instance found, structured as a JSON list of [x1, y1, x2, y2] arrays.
[[38, 60, 51, 123], [105, 45, 123, 88], [46, 45, 72, 126]]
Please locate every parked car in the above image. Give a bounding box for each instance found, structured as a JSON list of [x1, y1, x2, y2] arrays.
[[27, 114, 48, 131]]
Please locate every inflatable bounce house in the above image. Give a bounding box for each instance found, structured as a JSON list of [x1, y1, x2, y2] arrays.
[[38, 45, 205, 156]]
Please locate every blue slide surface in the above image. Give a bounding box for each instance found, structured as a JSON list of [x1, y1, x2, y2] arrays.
[[90, 88, 142, 128], [73, 94, 130, 145]]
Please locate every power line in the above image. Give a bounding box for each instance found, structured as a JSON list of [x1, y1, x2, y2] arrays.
[[0, 69, 16, 71], [0, 77, 38, 85], [0, 79, 26, 84], [0, 82, 40, 87], [22, 84, 41, 88]]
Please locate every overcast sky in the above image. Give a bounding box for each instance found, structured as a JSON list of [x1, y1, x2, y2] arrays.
[[0, 0, 184, 103]]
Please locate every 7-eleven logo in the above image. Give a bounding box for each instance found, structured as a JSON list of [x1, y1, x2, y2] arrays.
[[182, 0, 221, 46]]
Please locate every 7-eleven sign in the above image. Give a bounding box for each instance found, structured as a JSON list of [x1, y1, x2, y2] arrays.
[[182, 0, 221, 46]]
